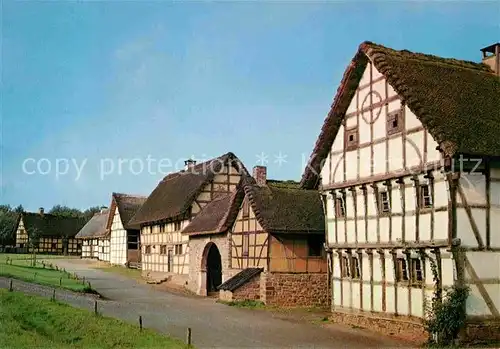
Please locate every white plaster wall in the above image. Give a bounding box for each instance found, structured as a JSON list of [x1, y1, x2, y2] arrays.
[[110, 207, 127, 265]]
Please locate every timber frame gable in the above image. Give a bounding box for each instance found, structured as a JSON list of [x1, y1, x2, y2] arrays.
[[302, 41, 500, 340]]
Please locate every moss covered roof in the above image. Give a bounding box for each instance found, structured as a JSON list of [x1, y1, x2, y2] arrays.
[[246, 178, 325, 234], [301, 41, 500, 189], [21, 212, 87, 239]]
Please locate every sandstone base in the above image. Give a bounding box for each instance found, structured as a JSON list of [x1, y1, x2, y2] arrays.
[[330, 310, 428, 342]]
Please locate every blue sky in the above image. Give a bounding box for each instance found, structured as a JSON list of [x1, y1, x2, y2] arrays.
[[1, 1, 499, 211]]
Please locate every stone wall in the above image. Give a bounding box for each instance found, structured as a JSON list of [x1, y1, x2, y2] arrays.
[[261, 272, 328, 308], [233, 274, 261, 301], [187, 234, 231, 295], [463, 319, 500, 342], [330, 310, 427, 343]]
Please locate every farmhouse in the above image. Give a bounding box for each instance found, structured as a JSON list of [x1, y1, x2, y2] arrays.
[[106, 193, 146, 266], [129, 152, 247, 284], [75, 209, 110, 260], [301, 41, 500, 340], [15, 208, 87, 255], [183, 166, 328, 307]]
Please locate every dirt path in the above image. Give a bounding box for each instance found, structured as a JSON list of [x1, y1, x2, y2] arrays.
[[1, 259, 412, 348]]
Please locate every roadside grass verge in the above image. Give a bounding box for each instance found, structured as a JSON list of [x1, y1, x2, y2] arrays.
[[0, 253, 93, 293], [217, 299, 266, 309], [0, 289, 188, 349]]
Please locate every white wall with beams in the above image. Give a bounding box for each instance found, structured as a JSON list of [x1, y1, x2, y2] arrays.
[[110, 207, 127, 265], [98, 238, 110, 262]]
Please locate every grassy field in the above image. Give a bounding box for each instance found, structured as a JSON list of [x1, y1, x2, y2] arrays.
[[0, 253, 90, 292], [0, 289, 188, 349]]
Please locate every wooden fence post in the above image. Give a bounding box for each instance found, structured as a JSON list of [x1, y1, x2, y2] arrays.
[[94, 300, 98, 315], [9, 279, 13, 292], [186, 328, 192, 346], [59, 278, 62, 286], [139, 316, 143, 331], [52, 289, 56, 301]]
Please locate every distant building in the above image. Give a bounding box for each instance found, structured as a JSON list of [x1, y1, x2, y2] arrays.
[[75, 209, 110, 260], [15, 207, 86, 255]]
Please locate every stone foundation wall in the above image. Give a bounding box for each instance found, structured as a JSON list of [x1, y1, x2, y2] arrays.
[[187, 234, 231, 295], [330, 310, 427, 342], [262, 272, 328, 308], [463, 319, 500, 342], [233, 274, 261, 301]]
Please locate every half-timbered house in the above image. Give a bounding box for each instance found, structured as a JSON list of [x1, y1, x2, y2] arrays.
[[301, 41, 500, 340], [107, 193, 146, 266], [183, 166, 328, 307], [129, 152, 247, 284], [76, 209, 110, 260], [15, 208, 87, 255]]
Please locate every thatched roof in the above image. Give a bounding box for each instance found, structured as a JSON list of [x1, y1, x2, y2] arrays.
[[21, 212, 87, 239], [75, 209, 110, 240], [129, 152, 248, 226], [301, 41, 500, 189]]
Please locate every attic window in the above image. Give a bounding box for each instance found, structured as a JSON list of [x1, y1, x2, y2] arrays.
[[344, 127, 359, 151], [387, 110, 403, 135], [174, 221, 182, 231]]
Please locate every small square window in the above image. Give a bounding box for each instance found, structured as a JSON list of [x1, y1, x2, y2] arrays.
[[145, 245, 151, 254], [420, 184, 433, 208], [149, 226, 153, 234], [335, 197, 346, 217], [175, 244, 183, 255], [379, 191, 390, 214], [160, 245, 167, 255], [308, 236, 323, 257], [174, 222, 182, 231], [387, 111, 403, 135], [344, 127, 359, 151], [159, 225, 165, 233]]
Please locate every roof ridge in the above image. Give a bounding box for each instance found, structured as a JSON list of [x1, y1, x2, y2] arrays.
[[361, 41, 492, 73], [113, 192, 147, 198]]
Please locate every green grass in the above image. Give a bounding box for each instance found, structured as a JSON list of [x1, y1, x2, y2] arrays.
[[218, 299, 266, 309], [0, 289, 188, 349], [0, 253, 91, 292]]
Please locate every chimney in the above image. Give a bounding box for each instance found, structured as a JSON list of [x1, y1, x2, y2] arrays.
[[253, 166, 267, 186], [39, 207, 44, 216], [184, 159, 197, 171], [481, 43, 500, 76]]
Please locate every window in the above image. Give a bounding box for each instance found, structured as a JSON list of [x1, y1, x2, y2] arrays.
[[160, 224, 165, 233], [387, 110, 403, 135], [341, 256, 351, 278], [145, 245, 151, 254], [175, 244, 183, 255], [396, 258, 409, 282], [335, 197, 346, 217], [344, 127, 359, 151], [149, 226, 153, 234], [242, 233, 249, 257], [351, 257, 361, 279], [378, 191, 390, 214], [242, 197, 249, 218], [51, 243, 56, 249], [174, 221, 182, 231], [308, 236, 323, 257], [410, 258, 424, 284], [419, 184, 433, 208], [160, 245, 167, 255]]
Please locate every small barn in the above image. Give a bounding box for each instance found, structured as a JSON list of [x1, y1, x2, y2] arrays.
[[75, 209, 110, 260]]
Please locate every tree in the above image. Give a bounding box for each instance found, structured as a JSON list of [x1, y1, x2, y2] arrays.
[[83, 206, 105, 220], [13, 205, 24, 213], [0, 211, 17, 246], [48, 205, 82, 218], [26, 225, 41, 266]]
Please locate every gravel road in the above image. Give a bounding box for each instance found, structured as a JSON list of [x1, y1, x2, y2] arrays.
[[1, 259, 410, 348]]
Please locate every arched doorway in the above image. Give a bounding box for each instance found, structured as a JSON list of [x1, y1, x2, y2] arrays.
[[205, 243, 222, 295]]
